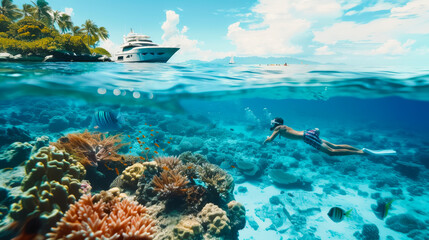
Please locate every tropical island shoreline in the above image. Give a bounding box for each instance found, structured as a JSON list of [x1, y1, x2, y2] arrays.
[[0, 0, 112, 62]]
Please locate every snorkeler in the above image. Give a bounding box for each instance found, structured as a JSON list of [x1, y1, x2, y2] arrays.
[[263, 117, 396, 156]]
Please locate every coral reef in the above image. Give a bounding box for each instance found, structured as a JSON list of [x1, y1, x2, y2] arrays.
[[227, 201, 246, 231], [172, 217, 203, 240], [354, 224, 380, 240], [0, 126, 32, 147], [119, 163, 146, 189], [198, 203, 231, 237], [152, 169, 189, 199], [51, 130, 126, 166], [47, 194, 156, 240], [9, 146, 86, 232], [0, 142, 32, 168], [197, 163, 234, 203], [179, 151, 208, 165], [235, 159, 259, 177], [385, 214, 426, 233]]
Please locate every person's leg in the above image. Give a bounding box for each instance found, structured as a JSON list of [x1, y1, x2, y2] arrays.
[[319, 141, 365, 156], [323, 140, 361, 151]]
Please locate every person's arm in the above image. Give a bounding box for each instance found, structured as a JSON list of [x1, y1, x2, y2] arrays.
[[264, 127, 280, 144]]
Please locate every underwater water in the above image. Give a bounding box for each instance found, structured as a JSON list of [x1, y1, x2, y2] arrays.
[[0, 62, 428, 240]]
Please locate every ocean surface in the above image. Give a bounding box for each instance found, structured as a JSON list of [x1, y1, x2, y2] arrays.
[[0, 62, 428, 239]]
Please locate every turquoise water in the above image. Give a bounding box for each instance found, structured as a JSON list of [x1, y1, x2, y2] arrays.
[[1, 62, 428, 239]]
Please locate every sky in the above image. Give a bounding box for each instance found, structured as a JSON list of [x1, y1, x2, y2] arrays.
[[14, 0, 429, 66]]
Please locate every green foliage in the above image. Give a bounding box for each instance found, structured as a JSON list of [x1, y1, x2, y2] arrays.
[[91, 47, 111, 57], [0, 14, 11, 32], [0, 1, 109, 57]]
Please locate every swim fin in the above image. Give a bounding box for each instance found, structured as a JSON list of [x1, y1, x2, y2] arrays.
[[362, 148, 397, 156]]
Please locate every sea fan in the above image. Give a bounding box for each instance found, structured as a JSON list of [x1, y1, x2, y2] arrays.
[[51, 130, 126, 166]]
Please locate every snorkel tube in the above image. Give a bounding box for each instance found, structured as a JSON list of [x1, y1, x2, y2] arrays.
[[270, 117, 284, 130]]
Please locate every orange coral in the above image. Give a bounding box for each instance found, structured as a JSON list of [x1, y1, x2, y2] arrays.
[[51, 130, 126, 166], [47, 194, 156, 240], [154, 156, 182, 170], [152, 169, 189, 198]]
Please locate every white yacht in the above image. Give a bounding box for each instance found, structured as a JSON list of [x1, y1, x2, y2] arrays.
[[115, 31, 179, 63]]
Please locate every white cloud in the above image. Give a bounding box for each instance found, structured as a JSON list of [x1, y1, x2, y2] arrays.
[[313, 0, 429, 46], [315, 45, 335, 55], [100, 39, 120, 56], [370, 39, 415, 55], [161, 10, 230, 62], [227, 0, 342, 56], [64, 8, 74, 16]]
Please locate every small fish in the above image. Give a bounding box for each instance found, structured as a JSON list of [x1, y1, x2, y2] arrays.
[[136, 137, 140, 140], [3, 167, 13, 171], [162, 166, 169, 171], [129, 146, 132, 149], [94, 125, 99, 129], [145, 123, 147, 125], [381, 199, 394, 219], [151, 129, 154, 131], [142, 135, 146, 138], [170, 137, 173, 140], [139, 156, 145, 160], [187, 166, 193, 169], [145, 147, 150, 150], [156, 131, 159, 133], [104, 163, 112, 171], [128, 135, 131, 138], [167, 141, 171, 144], [115, 168, 120, 175], [327, 207, 352, 223], [162, 149, 164, 151], [154, 143, 160, 148], [139, 131, 142, 133], [154, 151, 159, 154], [230, 128, 234, 131], [150, 133, 154, 136], [231, 165, 236, 168]]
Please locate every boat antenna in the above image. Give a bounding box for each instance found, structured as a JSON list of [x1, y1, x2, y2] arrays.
[[130, 28, 133, 33]]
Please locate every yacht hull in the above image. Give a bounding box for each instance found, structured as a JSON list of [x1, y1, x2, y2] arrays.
[[115, 47, 179, 63]]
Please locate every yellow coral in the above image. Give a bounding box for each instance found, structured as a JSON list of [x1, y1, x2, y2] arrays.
[[173, 217, 203, 240], [198, 203, 231, 236], [121, 163, 146, 187]]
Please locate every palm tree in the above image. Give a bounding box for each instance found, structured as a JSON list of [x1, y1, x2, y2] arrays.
[[58, 13, 72, 33], [0, 0, 22, 21], [31, 0, 51, 25], [98, 26, 109, 40], [51, 9, 60, 28], [81, 19, 98, 47], [22, 3, 35, 17], [71, 25, 83, 36]]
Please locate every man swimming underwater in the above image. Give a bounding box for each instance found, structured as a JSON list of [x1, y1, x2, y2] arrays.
[[263, 117, 396, 156]]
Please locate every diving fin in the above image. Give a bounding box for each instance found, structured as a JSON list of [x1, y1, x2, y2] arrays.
[[362, 148, 397, 156]]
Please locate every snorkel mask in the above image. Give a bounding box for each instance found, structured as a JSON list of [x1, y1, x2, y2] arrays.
[[270, 119, 280, 131]]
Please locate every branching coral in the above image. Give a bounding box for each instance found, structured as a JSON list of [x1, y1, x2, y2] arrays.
[[47, 194, 156, 240], [197, 163, 234, 196], [51, 130, 126, 166], [179, 151, 208, 165], [154, 156, 182, 170], [152, 169, 189, 199], [186, 185, 207, 211]]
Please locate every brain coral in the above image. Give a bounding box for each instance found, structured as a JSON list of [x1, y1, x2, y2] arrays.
[[120, 163, 146, 188], [9, 146, 86, 232], [227, 201, 246, 230], [198, 203, 231, 237], [47, 194, 156, 240], [173, 217, 203, 240]]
